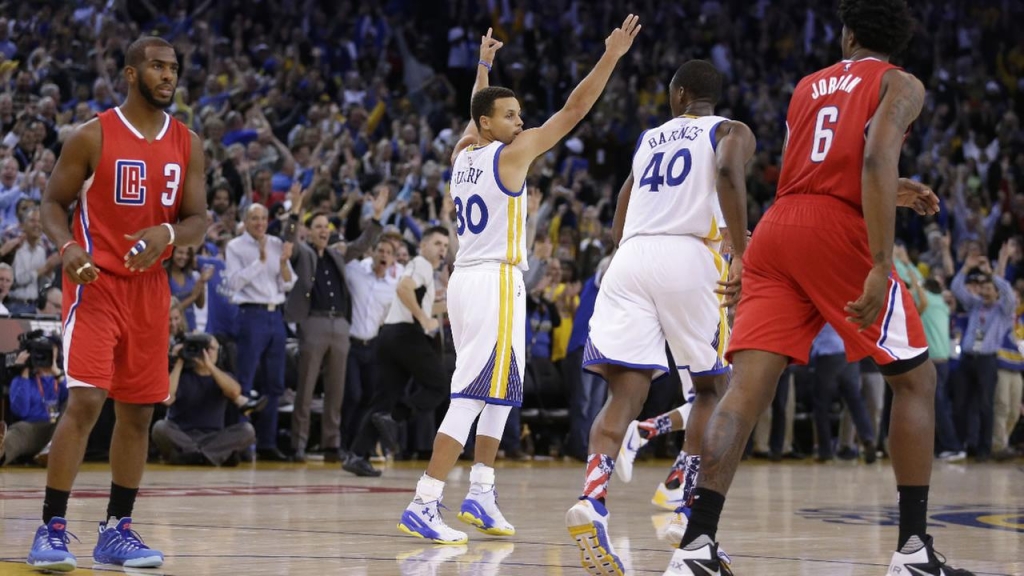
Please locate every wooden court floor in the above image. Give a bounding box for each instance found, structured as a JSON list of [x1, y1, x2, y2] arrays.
[[1, 458, 1021, 575]]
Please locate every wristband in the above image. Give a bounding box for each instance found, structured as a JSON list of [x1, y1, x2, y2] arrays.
[[478, 60, 492, 71], [59, 240, 78, 257], [162, 222, 176, 246]]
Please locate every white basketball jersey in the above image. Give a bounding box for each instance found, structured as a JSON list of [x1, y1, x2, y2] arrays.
[[621, 115, 730, 245], [450, 141, 529, 271]]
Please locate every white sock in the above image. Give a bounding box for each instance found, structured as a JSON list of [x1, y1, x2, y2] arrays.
[[469, 463, 495, 493], [415, 474, 445, 504]]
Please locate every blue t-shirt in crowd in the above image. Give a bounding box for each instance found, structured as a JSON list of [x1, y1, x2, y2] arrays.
[[567, 275, 600, 355], [168, 370, 231, 432], [168, 271, 198, 331], [198, 256, 238, 338], [10, 373, 68, 423]]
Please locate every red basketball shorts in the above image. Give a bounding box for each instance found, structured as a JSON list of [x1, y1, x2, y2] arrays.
[[728, 194, 928, 368], [61, 269, 171, 403]]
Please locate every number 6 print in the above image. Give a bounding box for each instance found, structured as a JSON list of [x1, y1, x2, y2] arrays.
[[810, 106, 839, 163]]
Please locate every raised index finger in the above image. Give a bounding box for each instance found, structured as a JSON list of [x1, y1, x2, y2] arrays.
[[621, 13, 633, 30], [485, 27, 493, 40]]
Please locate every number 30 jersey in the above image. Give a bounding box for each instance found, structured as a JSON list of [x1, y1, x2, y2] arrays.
[[449, 141, 528, 271], [73, 108, 191, 276], [777, 58, 899, 209], [621, 114, 730, 246]]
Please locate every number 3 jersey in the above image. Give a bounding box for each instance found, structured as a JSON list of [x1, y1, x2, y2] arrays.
[[72, 108, 191, 276], [621, 114, 730, 246], [449, 141, 528, 271], [777, 58, 898, 208]]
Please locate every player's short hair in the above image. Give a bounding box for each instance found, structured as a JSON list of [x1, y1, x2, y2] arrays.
[[669, 61, 723, 106], [125, 36, 175, 69], [470, 86, 517, 131], [839, 0, 914, 56], [422, 225, 449, 240]]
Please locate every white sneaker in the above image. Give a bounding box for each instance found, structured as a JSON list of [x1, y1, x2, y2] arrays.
[[887, 535, 974, 575], [458, 487, 515, 536], [664, 509, 688, 544], [663, 536, 733, 575], [652, 482, 685, 511], [566, 498, 625, 575], [398, 499, 469, 545], [615, 421, 648, 483], [937, 451, 967, 463]]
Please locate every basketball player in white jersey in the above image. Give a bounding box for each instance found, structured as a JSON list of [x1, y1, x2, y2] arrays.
[[396, 17, 642, 545], [565, 60, 755, 575]]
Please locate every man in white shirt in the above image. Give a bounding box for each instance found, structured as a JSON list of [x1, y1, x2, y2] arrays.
[[225, 204, 296, 461], [9, 207, 59, 315], [342, 239, 398, 450], [0, 262, 12, 314], [343, 226, 450, 476]]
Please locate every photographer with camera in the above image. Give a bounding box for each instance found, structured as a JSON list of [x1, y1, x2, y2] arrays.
[[0, 334, 65, 466], [151, 334, 255, 466]]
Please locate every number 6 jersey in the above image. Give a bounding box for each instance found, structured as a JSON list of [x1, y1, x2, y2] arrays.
[[621, 114, 729, 246], [776, 58, 898, 208], [72, 108, 191, 275], [449, 141, 528, 271]]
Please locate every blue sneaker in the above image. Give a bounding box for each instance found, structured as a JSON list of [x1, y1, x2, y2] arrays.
[[27, 517, 78, 572], [93, 517, 164, 567], [458, 488, 515, 536]]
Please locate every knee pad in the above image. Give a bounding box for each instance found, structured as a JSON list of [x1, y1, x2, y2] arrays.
[[476, 403, 513, 440], [437, 398, 486, 446]]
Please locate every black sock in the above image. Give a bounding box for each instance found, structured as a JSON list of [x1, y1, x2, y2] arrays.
[[679, 487, 726, 548], [43, 487, 71, 524], [106, 483, 139, 522], [897, 485, 929, 550]]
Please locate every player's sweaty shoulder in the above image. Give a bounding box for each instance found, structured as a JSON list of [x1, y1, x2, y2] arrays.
[[62, 118, 103, 170], [878, 69, 925, 126]]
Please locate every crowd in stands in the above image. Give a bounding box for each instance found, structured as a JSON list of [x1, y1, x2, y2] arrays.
[[1, 0, 1023, 469]]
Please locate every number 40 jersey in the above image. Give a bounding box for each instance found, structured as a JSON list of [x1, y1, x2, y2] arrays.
[[621, 114, 730, 246], [449, 141, 529, 271]]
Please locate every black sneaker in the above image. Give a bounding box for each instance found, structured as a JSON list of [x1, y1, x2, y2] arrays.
[[241, 392, 269, 417], [663, 536, 734, 575], [371, 412, 400, 455], [342, 455, 382, 477], [887, 535, 975, 575]]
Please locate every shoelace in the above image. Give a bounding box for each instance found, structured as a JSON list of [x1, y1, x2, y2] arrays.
[[101, 527, 150, 555], [931, 548, 973, 575], [42, 527, 80, 551]]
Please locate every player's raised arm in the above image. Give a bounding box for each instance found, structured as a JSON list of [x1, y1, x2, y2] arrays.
[[123, 131, 208, 271], [503, 14, 641, 165], [452, 28, 504, 163], [847, 69, 924, 329], [41, 121, 100, 285]]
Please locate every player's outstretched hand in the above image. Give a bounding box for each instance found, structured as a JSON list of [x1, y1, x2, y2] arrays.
[[480, 27, 503, 65], [896, 178, 939, 216], [123, 225, 172, 273], [62, 243, 99, 285], [605, 14, 641, 59], [716, 259, 743, 309], [845, 266, 889, 331]]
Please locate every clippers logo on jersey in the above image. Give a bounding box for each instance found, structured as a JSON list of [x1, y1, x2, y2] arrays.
[[114, 160, 147, 205]]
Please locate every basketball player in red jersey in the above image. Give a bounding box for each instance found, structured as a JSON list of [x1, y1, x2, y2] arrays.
[[27, 36, 207, 572], [664, 2, 975, 575]]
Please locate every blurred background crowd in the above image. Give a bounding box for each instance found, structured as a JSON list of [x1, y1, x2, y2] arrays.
[[1, 0, 1023, 471]]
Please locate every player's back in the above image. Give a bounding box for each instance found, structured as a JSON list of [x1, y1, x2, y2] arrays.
[[621, 115, 729, 245], [776, 58, 900, 209], [75, 108, 191, 275], [449, 141, 528, 271]]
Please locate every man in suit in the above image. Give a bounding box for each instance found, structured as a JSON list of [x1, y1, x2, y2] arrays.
[[284, 187, 386, 461]]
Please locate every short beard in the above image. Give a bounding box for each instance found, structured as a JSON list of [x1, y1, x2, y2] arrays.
[[138, 81, 172, 110]]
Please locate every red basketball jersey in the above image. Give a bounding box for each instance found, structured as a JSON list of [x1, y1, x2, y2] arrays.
[[72, 108, 191, 276], [776, 58, 900, 210]]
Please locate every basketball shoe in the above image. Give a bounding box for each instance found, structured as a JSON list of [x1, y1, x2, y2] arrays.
[[398, 498, 469, 545], [93, 517, 164, 567], [614, 421, 648, 483], [652, 482, 685, 511], [566, 497, 625, 575], [887, 535, 975, 575], [662, 536, 733, 575], [27, 517, 78, 572], [458, 486, 515, 536]]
